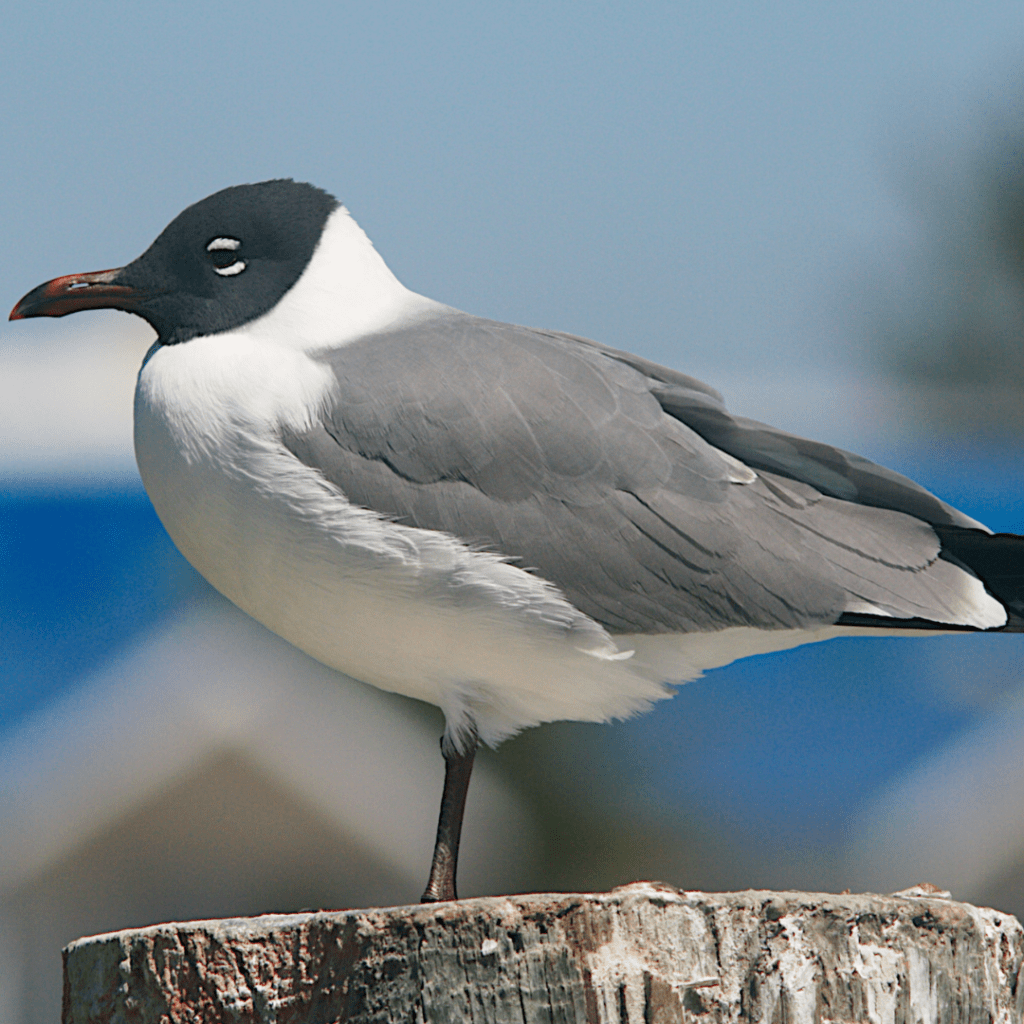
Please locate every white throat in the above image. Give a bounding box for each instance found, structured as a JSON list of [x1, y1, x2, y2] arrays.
[[230, 206, 445, 351]]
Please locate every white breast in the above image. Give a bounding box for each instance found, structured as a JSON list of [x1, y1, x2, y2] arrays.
[[133, 335, 673, 748]]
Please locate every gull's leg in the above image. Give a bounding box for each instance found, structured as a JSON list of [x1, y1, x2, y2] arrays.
[[420, 732, 478, 903]]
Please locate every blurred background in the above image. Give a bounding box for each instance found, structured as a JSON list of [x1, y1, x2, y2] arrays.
[[3, 3, 1024, 1021]]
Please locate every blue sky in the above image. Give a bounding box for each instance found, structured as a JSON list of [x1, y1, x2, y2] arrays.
[[5, 2, 1024, 385]]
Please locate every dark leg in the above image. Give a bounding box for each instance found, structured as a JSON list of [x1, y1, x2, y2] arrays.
[[420, 733, 478, 903]]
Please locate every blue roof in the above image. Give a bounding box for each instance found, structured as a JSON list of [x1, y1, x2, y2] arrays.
[[0, 482, 204, 737]]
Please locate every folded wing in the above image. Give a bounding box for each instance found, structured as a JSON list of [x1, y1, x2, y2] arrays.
[[283, 311, 1016, 634]]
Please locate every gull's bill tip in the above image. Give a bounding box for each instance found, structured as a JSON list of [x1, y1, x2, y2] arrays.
[[9, 268, 134, 320]]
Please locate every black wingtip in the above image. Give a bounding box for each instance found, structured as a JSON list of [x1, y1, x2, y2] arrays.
[[935, 526, 1024, 628], [837, 527, 1024, 634]]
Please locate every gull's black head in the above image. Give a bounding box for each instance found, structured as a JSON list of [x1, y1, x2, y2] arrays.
[[10, 180, 340, 344]]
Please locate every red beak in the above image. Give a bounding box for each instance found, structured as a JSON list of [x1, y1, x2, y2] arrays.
[[9, 268, 136, 320]]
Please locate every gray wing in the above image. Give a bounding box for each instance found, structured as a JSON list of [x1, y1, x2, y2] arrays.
[[283, 310, 985, 634]]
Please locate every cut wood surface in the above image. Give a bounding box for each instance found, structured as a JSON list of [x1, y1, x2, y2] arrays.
[[63, 882, 1024, 1024]]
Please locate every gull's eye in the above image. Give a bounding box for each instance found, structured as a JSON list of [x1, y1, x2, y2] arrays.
[[206, 237, 246, 277]]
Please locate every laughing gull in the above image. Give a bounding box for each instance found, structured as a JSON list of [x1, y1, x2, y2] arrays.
[[11, 180, 1024, 901]]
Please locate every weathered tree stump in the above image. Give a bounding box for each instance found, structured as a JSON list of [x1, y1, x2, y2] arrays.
[[63, 882, 1024, 1023]]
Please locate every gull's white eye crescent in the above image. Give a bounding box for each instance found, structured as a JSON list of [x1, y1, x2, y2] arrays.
[[206, 237, 246, 276]]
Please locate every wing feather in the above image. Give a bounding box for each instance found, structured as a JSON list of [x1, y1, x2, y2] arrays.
[[282, 310, 1003, 634]]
